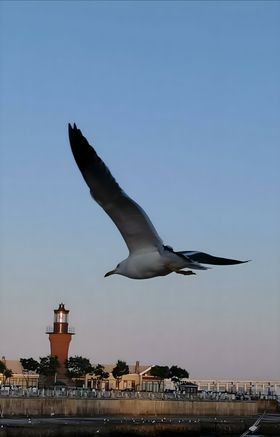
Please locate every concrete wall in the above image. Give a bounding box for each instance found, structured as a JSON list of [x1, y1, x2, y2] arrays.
[[0, 398, 277, 417]]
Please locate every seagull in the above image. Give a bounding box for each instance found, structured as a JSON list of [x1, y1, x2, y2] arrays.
[[68, 123, 248, 279]]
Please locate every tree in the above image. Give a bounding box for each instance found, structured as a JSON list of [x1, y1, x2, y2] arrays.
[[169, 365, 189, 381], [112, 360, 129, 390], [150, 365, 170, 392], [65, 356, 94, 386], [38, 356, 60, 377], [20, 358, 39, 372], [20, 358, 39, 388], [0, 360, 6, 374], [3, 368, 13, 384], [169, 365, 189, 390], [93, 364, 109, 390], [0, 360, 13, 385]]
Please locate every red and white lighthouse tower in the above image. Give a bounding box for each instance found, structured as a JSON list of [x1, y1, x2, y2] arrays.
[[46, 303, 75, 384]]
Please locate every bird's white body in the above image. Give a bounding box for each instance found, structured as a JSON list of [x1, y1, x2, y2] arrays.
[[116, 250, 178, 279], [118, 251, 166, 279], [113, 248, 207, 279]]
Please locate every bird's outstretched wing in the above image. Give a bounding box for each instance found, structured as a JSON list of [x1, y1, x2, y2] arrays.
[[179, 251, 248, 265], [68, 123, 163, 253]]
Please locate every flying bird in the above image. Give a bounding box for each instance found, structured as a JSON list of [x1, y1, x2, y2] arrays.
[[68, 123, 247, 279]]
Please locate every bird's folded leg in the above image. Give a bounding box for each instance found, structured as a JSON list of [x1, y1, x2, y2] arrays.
[[175, 270, 196, 276]]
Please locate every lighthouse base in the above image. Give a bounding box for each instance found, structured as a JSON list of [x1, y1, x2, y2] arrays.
[[38, 372, 75, 388]]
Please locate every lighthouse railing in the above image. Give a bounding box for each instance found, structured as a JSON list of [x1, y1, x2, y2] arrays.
[[45, 326, 75, 334]]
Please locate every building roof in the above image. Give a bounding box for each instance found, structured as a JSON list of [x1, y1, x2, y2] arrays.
[[1, 359, 24, 375], [92, 362, 151, 375]]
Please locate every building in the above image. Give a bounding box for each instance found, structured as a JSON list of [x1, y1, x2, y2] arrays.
[[45, 303, 75, 386], [191, 379, 280, 396], [85, 363, 154, 391]]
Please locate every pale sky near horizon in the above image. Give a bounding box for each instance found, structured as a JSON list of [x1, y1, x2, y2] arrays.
[[0, 1, 279, 380]]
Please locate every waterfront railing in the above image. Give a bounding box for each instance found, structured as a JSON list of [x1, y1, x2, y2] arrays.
[[0, 386, 278, 402]]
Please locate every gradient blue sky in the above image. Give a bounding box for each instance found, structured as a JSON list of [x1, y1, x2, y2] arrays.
[[0, 1, 279, 379]]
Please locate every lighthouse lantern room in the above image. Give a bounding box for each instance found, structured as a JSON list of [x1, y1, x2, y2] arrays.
[[53, 303, 69, 333]]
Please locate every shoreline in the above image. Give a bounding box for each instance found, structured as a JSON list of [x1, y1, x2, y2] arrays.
[[1, 414, 280, 436]]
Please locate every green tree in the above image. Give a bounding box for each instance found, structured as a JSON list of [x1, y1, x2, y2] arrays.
[[169, 365, 189, 381], [20, 358, 39, 388], [93, 364, 109, 390], [38, 356, 60, 377], [65, 356, 94, 386], [112, 360, 129, 390], [3, 368, 13, 384], [0, 360, 6, 374], [20, 358, 39, 372], [150, 365, 170, 392], [0, 360, 13, 385], [169, 365, 189, 390]]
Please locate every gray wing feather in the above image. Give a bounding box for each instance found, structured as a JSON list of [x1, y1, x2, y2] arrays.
[[68, 124, 163, 253]]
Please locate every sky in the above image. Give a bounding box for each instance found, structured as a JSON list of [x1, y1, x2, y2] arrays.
[[0, 1, 279, 380]]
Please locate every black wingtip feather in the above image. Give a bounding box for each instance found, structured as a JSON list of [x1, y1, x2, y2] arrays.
[[180, 251, 250, 266], [68, 122, 77, 132], [68, 123, 94, 174], [68, 123, 72, 133]]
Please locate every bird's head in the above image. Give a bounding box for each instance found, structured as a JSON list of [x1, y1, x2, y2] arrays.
[[104, 262, 122, 278]]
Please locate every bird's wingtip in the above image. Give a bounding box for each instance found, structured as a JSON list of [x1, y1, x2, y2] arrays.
[[68, 122, 78, 131]]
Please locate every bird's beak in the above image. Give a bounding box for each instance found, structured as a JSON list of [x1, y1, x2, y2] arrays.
[[104, 269, 116, 277]]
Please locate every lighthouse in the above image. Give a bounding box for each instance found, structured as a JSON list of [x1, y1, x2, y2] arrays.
[[46, 303, 75, 385]]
